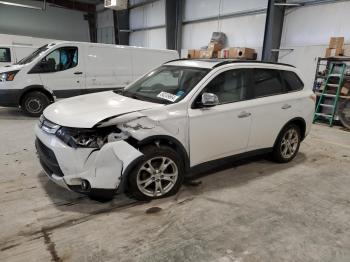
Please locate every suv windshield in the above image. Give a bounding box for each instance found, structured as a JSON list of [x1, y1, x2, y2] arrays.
[[16, 44, 49, 65], [117, 65, 209, 104]]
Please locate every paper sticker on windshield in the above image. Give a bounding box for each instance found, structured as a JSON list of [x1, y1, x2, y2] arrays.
[[157, 92, 179, 102]]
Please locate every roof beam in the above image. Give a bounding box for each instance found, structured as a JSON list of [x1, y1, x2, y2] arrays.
[[33, 0, 95, 13]]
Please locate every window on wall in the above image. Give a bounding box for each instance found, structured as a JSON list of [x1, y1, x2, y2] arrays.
[[201, 69, 249, 104], [252, 69, 284, 98], [0, 48, 11, 62], [41, 47, 78, 73]]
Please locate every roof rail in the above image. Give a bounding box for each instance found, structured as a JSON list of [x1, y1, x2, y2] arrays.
[[164, 58, 190, 64], [212, 60, 296, 68], [164, 58, 295, 68]]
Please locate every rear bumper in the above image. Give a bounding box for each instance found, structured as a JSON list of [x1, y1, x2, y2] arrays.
[[34, 125, 143, 196], [0, 89, 20, 107]]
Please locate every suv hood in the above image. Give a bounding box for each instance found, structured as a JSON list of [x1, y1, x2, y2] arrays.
[[44, 91, 163, 128], [0, 64, 24, 73]]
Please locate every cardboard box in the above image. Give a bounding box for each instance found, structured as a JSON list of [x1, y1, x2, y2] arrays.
[[341, 86, 349, 96], [207, 42, 223, 52], [199, 49, 218, 59], [187, 49, 201, 59], [341, 81, 350, 96], [343, 46, 350, 56], [228, 47, 256, 59], [218, 49, 229, 59], [329, 37, 344, 49], [325, 48, 344, 57]]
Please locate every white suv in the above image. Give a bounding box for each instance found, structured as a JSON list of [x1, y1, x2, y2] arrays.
[[35, 59, 315, 200]]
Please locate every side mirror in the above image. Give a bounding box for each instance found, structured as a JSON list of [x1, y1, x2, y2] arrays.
[[201, 92, 219, 107]]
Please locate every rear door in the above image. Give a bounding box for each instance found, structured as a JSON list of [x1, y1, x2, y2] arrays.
[[246, 68, 303, 151], [38, 45, 84, 98]]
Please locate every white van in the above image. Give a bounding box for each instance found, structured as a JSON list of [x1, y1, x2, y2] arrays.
[[0, 45, 38, 67], [0, 41, 178, 116]]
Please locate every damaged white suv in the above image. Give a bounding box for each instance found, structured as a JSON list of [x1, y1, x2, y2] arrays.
[[35, 59, 315, 200]]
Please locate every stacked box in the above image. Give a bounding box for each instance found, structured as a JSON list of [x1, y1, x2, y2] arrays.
[[325, 37, 344, 57], [218, 47, 257, 60], [187, 32, 226, 59]]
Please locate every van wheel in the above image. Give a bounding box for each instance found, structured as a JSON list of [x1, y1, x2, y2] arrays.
[[272, 124, 301, 163], [128, 145, 184, 201], [21, 91, 50, 117]]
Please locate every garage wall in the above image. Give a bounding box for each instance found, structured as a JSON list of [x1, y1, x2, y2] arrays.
[[129, 0, 166, 49], [279, 1, 350, 90], [182, 0, 268, 50], [0, 0, 90, 42]]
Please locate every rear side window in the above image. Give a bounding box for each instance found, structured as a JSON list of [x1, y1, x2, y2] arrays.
[[253, 69, 284, 98], [282, 70, 304, 91], [0, 48, 11, 62]]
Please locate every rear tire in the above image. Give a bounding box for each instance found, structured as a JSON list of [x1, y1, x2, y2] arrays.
[[128, 145, 184, 201], [272, 124, 301, 163], [21, 91, 50, 117]]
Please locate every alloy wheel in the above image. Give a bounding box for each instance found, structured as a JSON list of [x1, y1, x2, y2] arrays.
[[280, 128, 299, 159], [136, 156, 178, 197]]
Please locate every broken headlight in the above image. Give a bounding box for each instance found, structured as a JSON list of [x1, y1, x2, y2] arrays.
[[55, 126, 128, 148]]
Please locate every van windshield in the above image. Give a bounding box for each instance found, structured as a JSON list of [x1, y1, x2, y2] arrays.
[[16, 44, 49, 65], [118, 65, 209, 104]]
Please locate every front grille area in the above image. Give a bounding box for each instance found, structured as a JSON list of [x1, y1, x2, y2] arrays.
[[35, 138, 64, 177]]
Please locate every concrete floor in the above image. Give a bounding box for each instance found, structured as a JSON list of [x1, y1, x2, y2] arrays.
[[1, 107, 350, 262]]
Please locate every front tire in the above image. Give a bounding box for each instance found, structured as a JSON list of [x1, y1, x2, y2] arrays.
[[128, 145, 184, 201], [272, 124, 301, 163], [21, 91, 50, 117]]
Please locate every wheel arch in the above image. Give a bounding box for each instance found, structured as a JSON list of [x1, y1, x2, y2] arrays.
[[19, 85, 54, 106], [117, 135, 190, 195], [274, 117, 307, 148], [136, 135, 190, 173]]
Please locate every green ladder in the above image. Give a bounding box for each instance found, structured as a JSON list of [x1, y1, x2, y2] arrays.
[[313, 63, 346, 126]]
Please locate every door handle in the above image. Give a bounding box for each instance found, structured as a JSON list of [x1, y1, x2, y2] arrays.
[[238, 111, 251, 118], [74, 71, 83, 75], [281, 104, 292, 109]]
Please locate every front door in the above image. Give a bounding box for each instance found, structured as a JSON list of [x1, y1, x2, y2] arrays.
[[188, 69, 252, 166], [38, 46, 84, 98]]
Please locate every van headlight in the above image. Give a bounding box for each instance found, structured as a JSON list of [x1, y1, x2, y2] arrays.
[[0, 70, 19, 82]]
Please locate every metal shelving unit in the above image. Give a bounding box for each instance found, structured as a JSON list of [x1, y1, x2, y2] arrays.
[[313, 57, 350, 128]]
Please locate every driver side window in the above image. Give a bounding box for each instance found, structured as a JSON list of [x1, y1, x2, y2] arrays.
[[40, 46, 78, 73], [200, 69, 249, 105]]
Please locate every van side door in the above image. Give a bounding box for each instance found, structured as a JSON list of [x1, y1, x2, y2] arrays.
[[85, 45, 132, 93], [188, 68, 252, 166], [32, 45, 84, 98], [246, 68, 304, 151]]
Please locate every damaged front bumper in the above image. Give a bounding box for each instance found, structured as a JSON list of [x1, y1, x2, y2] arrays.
[[35, 125, 143, 196]]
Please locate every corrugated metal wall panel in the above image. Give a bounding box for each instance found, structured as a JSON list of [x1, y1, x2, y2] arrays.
[[130, 28, 166, 49]]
